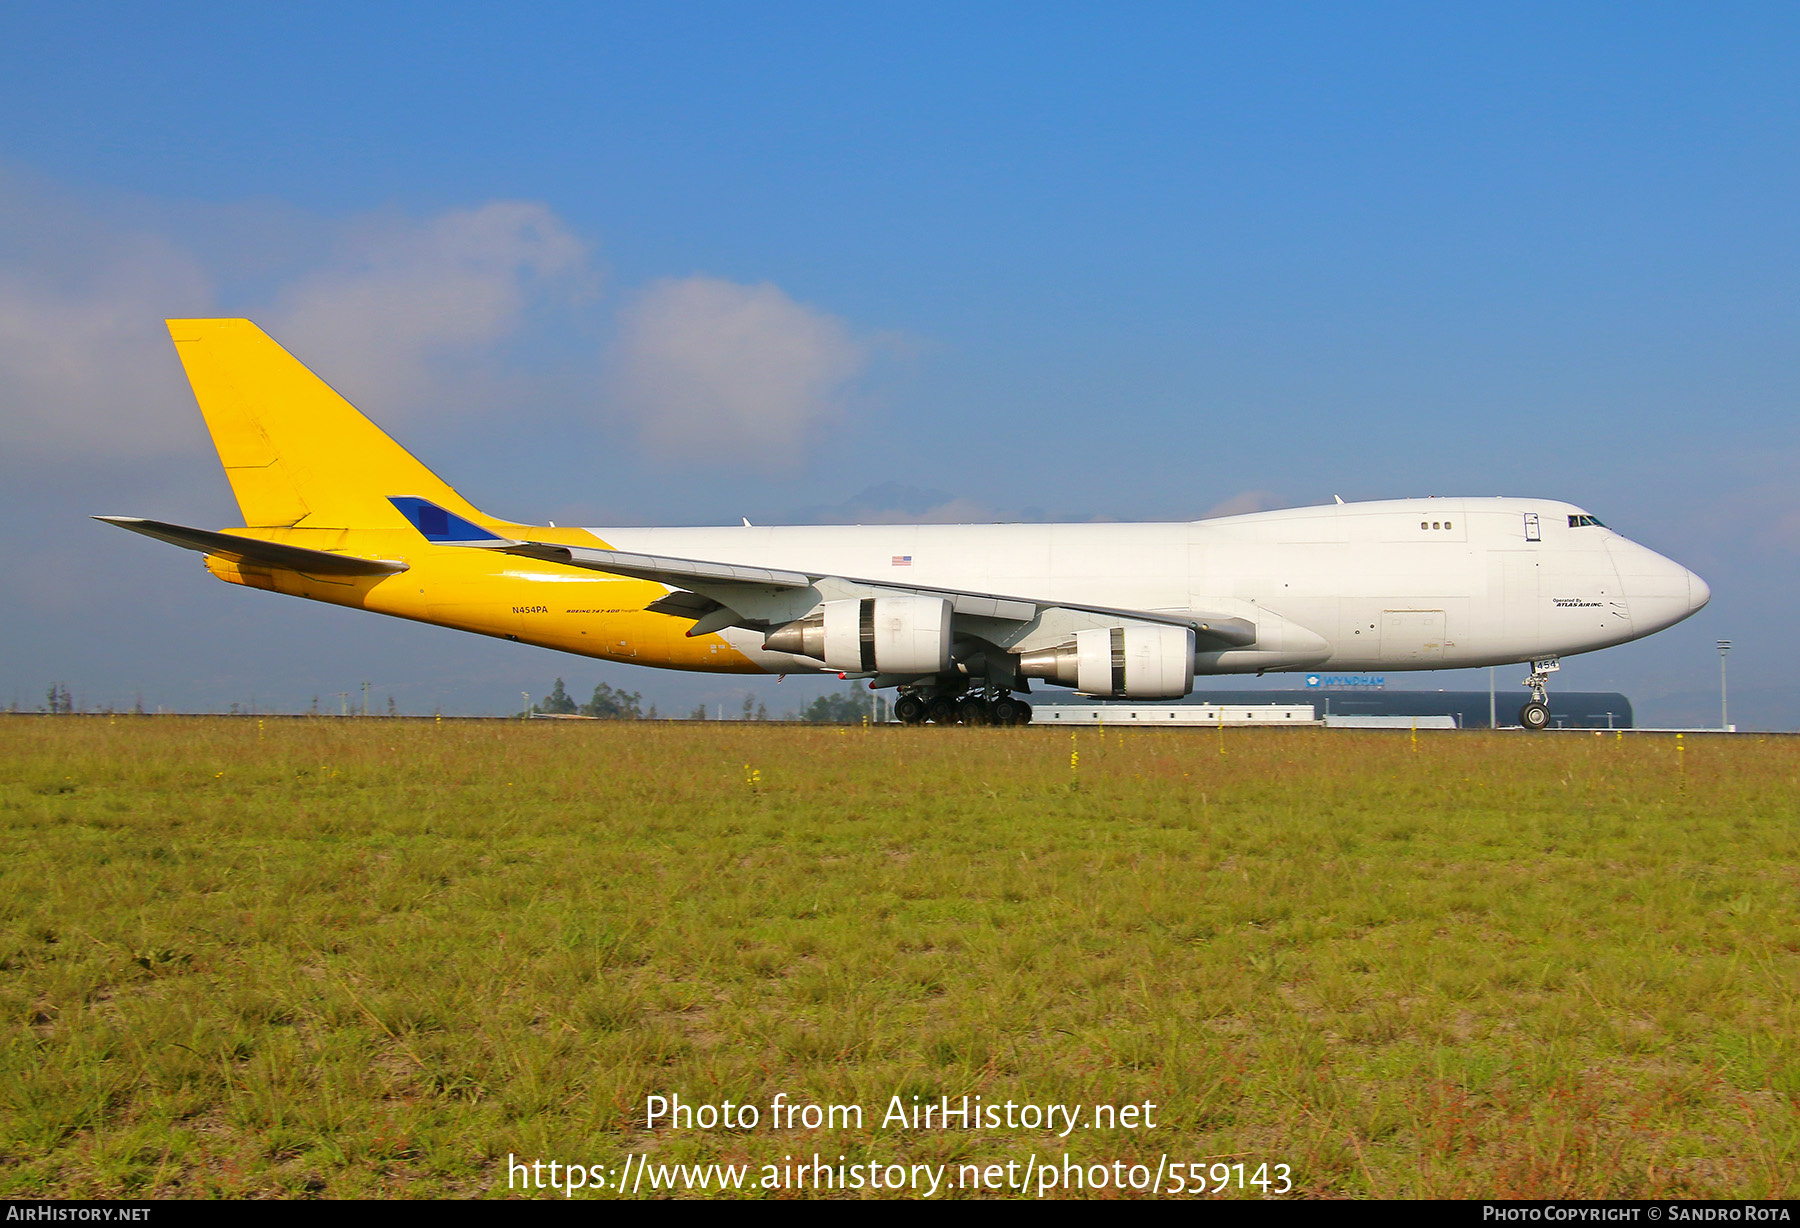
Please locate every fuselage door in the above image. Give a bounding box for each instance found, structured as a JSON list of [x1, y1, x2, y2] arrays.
[[1380, 609, 1447, 662], [1524, 512, 1541, 542], [1486, 550, 1542, 656]]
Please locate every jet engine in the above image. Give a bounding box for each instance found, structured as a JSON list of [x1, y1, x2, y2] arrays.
[[763, 596, 953, 674], [1018, 625, 1195, 698]]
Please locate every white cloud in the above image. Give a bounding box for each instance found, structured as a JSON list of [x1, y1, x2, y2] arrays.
[[610, 276, 867, 467], [0, 182, 592, 460], [1, 180, 866, 481], [0, 173, 215, 457], [267, 202, 589, 418]]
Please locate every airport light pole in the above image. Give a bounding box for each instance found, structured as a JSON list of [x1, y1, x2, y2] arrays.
[[1717, 640, 1731, 731]]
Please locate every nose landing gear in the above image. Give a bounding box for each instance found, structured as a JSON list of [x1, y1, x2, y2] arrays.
[[1518, 658, 1559, 731]]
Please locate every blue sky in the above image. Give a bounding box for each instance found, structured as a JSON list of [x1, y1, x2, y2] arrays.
[[3, 4, 1795, 724]]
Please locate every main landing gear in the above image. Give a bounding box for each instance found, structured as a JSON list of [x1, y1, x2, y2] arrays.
[[894, 686, 1033, 726], [1518, 658, 1559, 731]]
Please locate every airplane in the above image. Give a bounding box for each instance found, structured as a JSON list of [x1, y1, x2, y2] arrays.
[[99, 319, 1710, 730]]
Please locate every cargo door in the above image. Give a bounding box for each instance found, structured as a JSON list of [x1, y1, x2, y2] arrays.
[[1380, 610, 1447, 663]]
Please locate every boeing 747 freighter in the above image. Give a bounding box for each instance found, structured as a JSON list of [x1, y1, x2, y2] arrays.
[[101, 320, 1709, 728]]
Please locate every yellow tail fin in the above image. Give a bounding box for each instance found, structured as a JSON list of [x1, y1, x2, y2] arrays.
[[166, 318, 490, 530]]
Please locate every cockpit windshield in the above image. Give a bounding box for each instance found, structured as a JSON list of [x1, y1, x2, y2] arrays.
[[1568, 514, 1605, 528]]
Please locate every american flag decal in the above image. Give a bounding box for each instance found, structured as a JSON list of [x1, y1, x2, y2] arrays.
[[892, 555, 912, 566]]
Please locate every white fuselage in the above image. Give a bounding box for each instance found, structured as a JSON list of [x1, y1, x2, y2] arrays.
[[593, 497, 1708, 678]]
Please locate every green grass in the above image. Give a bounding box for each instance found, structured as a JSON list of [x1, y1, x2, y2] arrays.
[[1, 716, 1796, 1198]]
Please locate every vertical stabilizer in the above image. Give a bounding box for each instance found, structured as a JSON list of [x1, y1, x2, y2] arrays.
[[165, 319, 490, 529]]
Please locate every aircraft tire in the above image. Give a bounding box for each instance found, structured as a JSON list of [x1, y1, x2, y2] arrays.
[[1519, 700, 1551, 731], [925, 695, 960, 725], [958, 697, 990, 725], [989, 697, 1021, 725], [1015, 701, 1033, 726], [894, 695, 927, 725]]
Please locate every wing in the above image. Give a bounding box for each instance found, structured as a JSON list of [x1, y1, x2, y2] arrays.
[[487, 538, 1257, 652], [379, 497, 1272, 690]]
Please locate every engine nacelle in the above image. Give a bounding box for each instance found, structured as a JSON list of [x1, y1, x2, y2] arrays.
[[1018, 625, 1195, 698], [764, 596, 952, 675]]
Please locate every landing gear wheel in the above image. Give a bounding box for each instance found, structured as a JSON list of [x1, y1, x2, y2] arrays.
[[1518, 658, 1559, 732], [925, 695, 960, 725], [893, 695, 926, 725], [1014, 701, 1033, 726], [989, 697, 1021, 725], [957, 697, 990, 725]]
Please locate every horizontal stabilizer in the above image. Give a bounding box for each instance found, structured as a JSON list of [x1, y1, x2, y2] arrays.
[[95, 516, 408, 576]]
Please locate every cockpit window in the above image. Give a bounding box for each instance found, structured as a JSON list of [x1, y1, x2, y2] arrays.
[[1568, 514, 1605, 528]]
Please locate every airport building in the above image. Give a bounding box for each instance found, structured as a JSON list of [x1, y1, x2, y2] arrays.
[[1031, 689, 1634, 730]]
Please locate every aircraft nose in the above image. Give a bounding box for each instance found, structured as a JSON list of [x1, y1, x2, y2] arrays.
[[1687, 568, 1711, 616], [1607, 538, 1707, 635]]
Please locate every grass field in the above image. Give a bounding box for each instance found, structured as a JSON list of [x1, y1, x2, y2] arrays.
[[2, 716, 1796, 1199]]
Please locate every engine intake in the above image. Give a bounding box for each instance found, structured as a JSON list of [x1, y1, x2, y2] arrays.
[[1018, 625, 1195, 698], [763, 596, 952, 675]]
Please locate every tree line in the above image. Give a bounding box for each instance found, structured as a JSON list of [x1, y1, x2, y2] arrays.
[[21, 677, 879, 723], [529, 678, 877, 723], [531, 679, 651, 720]]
